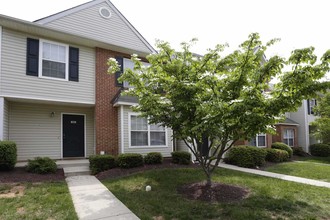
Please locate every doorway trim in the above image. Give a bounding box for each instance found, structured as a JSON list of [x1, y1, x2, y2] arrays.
[[61, 113, 86, 158]]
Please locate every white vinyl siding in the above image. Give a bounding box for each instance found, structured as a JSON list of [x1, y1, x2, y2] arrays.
[[8, 102, 94, 161], [40, 2, 152, 54], [0, 29, 95, 104], [121, 106, 173, 157], [3, 99, 9, 140]]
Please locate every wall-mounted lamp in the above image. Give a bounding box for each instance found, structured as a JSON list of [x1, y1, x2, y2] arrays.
[[50, 112, 55, 117]]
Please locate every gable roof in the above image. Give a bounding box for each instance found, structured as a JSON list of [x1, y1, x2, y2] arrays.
[[34, 0, 155, 55]]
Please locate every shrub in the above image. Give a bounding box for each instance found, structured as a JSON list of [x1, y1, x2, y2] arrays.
[[225, 146, 267, 168], [271, 142, 293, 158], [292, 146, 307, 157], [117, 153, 144, 168], [171, 151, 191, 165], [26, 157, 57, 174], [89, 155, 116, 174], [144, 152, 163, 164], [0, 141, 17, 171], [310, 143, 330, 157], [265, 148, 289, 162]]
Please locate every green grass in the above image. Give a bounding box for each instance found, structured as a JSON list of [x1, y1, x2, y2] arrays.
[[265, 161, 330, 182], [102, 168, 330, 220], [0, 182, 78, 220], [294, 156, 330, 164]]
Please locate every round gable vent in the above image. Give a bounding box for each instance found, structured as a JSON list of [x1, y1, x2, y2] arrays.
[[99, 7, 112, 19]]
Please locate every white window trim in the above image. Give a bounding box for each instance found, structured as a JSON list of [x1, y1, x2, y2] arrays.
[[38, 39, 69, 81], [256, 133, 266, 148], [308, 99, 317, 115], [283, 129, 294, 147], [128, 112, 167, 148]]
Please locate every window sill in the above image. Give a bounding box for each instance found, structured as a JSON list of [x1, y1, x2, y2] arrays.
[[38, 76, 68, 82]]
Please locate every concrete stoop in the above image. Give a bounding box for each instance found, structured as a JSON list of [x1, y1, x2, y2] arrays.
[[58, 159, 91, 177]]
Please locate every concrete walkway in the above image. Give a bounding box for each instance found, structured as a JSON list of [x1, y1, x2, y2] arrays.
[[218, 163, 330, 188], [66, 175, 139, 220]]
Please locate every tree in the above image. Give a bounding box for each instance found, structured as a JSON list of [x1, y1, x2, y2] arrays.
[[108, 33, 330, 186], [311, 92, 330, 143]]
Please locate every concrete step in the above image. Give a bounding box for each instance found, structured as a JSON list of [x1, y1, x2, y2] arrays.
[[56, 159, 90, 169], [64, 166, 91, 177]]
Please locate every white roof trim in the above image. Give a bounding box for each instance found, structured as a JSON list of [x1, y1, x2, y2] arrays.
[[113, 101, 138, 107], [35, 0, 156, 54]]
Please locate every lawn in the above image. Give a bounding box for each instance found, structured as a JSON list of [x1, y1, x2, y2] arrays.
[[0, 182, 78, 220], [265, 160, 330, 182], [293, 156, 330, 164], [102, 168, 330, 220]]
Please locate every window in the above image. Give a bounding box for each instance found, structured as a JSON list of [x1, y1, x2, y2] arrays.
[[249, 133, 266, 147], [283, 129, 294, 146], [115, 57, 149, 87], [40, 40, 68, 80], [130, 115, 166, 147], [307, 99, 317, 115]]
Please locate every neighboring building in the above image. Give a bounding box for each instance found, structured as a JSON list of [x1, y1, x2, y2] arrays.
[[0, 0, 173, 161], [235, 99, 318, 153]]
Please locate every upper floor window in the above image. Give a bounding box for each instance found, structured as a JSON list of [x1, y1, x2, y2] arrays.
[[249, 133, 266, 147], [114, 57, 149, 87], [26, 38, 79, 82], [283, 129, 294, 146], [307, 99, 317, 115], [40, 40, 68, 80], [130, 114, 166, 147]]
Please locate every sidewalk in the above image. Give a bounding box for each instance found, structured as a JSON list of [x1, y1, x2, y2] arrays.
[[218, 163, 330, 189], [66, 175, 139, 220]]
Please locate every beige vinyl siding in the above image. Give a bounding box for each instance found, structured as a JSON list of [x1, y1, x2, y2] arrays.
[[122, 106, 173, 157], [177, 139, 190, 152], [9, 102, 94, 161], [0, 29, 95, 104], [42, 2, 151, 54], [3, 99, 9, 140]]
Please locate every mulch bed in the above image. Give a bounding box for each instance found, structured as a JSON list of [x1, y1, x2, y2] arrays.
[[178, 182, 250, 203], [0, 167, 65, 183]]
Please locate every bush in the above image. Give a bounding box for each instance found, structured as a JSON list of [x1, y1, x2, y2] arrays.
[[171, 151, 191, 165], [265, 148, 289, 162], [292, 146, 307, 157], [310, 143, 330, 157], [144, 152, 163, 164], [26, 157, 57, 174], [225, 146, 267, 168], [117, 153, 144, 168], [89, 155, 116, 174], [271, 142, 293, 158], [0, 141, 17, 171]]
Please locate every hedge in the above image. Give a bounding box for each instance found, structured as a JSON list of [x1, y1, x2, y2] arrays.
[[144, 152, 163, 164], [0, 141, 17, 171], [310, 143, 330, 157], [26, 157, 57, 174], [117, 153, 144, 168], [292, 146, 307, 157], [171, 151, 191, 165], [271, 142, 293, 158], [265, 148, 289, 163], [89, 155, 117, 174], [225, 145, 267, 168]]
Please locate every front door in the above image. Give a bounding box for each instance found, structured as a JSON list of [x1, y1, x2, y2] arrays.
[[63, 114, 85, 157]]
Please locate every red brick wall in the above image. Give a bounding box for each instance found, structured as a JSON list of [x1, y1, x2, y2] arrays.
[[95, 48, 127, 155]]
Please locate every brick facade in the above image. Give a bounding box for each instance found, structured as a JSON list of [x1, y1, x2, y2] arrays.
[[95, 48, 127, 155]]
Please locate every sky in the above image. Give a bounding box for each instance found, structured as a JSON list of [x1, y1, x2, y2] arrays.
[[0, 0, 329, 59]]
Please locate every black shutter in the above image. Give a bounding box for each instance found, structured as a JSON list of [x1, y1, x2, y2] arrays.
[[115, 56, 123, 87], [69, 47, 79, 82], [26, 38, 39, 76], [307, 99, 311, 115]]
